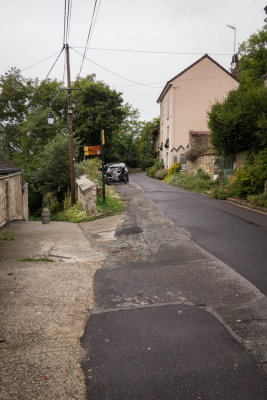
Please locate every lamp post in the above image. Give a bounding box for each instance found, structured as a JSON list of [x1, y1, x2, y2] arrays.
[[47, 112, 75, 206], [226, 24, 236, 56]]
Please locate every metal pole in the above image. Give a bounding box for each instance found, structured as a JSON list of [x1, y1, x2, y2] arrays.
[[101, 131, 106, 203], [65, 44, 75, 206]]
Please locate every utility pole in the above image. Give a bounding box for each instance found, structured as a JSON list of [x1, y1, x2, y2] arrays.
[[65, 43, 75, 206]]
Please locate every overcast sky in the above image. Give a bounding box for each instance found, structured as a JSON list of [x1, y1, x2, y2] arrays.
[[0, 0, 266, 120]]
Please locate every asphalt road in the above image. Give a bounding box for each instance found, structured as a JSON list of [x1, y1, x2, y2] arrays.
[[131, 173, 267, 296], [81, 178, 267, 399]]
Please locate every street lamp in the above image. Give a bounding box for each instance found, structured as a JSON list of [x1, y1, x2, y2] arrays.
[[47, 112, 55, 125], [226, 24, 237, 56]]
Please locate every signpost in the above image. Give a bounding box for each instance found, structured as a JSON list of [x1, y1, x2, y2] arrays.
[[83, 130, 105, 202], [84, 145, 101, 156]]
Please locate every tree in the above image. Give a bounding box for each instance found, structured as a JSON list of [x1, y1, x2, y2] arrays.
[[208, 20, 267, 157], [208, 86, 267, 157], [0, 68, 67, 178], [238, 21, 267, 87], [31, 132, 79, 202], [72, 75, 127, 162], [136, 117, 160, 169]]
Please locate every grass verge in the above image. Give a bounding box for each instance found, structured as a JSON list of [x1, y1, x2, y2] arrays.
[[51, 188, 126, 223]]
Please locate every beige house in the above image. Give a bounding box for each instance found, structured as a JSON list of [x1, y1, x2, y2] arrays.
[[0, 155, 28, 227], [156, 54, 239, 169]]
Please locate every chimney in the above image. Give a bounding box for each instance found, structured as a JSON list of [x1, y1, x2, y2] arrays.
[[231, 54, 239, 80]]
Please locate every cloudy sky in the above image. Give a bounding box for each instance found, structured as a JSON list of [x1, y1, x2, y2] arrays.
[[0, 0, 266, 120]]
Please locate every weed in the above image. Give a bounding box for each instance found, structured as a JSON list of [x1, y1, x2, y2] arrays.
[[1, 232, 15, 241]]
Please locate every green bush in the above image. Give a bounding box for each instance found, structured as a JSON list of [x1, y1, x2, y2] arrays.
[[154, 169, 168, 180], [196, 169, 210, 180], [75, 158, 102, 185], [230, 149, 267, 197], [211, 186, 234, 200], [247, 193, 267, 208], [147, 159, 164, 178], [168, 172, 216, 193]]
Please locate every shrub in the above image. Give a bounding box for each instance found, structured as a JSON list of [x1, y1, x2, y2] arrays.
[[247, 193, 267, 208], [185, 147, 206, 161], [147, 159, 164, 178], [230, 149, 267, 197], [75, 158, 102, 185], [164, 162, 181, 181], [196, 169, 211, 180], [154, 169, 168, 180], [168, 172, 216, 193]]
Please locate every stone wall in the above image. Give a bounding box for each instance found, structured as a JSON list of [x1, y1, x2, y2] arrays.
[[76, 175, 97, 215], [0, 172, 28, 227], [187, 154, 218, 178]]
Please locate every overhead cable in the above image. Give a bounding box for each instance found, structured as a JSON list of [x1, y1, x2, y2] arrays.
[[77, 0, 101, 78], [72, 46, 232, 56], [72, 47, 162, 88]]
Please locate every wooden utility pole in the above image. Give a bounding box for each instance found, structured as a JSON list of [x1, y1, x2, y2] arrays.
[[65, 44, 75, 206]]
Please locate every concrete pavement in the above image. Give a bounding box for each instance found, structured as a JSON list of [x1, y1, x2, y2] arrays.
[[0, 215, 125, 400]]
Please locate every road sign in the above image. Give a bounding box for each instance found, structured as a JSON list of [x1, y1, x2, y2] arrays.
[[84, 145, 101, 156]]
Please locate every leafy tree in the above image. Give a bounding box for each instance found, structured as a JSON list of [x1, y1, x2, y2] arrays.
[[208, 20, 267, 157], [31, 132, 79, 202], [208, 86, 267, 156], [72, 75, 127, 162], [0, 68, 67, 178], [238, 21, 267, 87], [136, 117, 160, 169]]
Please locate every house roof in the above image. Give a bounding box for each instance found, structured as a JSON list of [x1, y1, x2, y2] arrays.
[[0, 154, 21, 175], [157, 53, 239, 103]]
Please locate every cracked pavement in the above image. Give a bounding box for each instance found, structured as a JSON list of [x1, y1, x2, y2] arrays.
[[81, 178, 267, 399]]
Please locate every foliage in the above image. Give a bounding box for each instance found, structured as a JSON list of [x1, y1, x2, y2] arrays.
[[164, 162, 181, 182], [208, 21, 267, 157], [154, 169, 168, 180], [1, 232, 15, 241], [238, 22, 267, 87], [167, 172, 216, 193], [136, 117, 160, 169], [196, 168, 211, 180], [247, 193, 267, 208], [208, 85, 267, 156], [185, 147, 206, 161], [52, 188, 125, 223], [72, 75, 129, 163], [211, 185, 234, 200], [75, 158, 102, 184], [31, 132, 79, 202], [229, 149, 267, 197], [147, 159, 164, 178]]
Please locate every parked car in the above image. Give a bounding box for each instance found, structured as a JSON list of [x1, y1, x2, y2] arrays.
[[105, 162, 129, 182]]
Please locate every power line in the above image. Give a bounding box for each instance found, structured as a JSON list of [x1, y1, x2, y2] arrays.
[[72, 46, 232, 56], [77, 0, 101, 78], [64, 0, 73, 45], [72, 47, 163, 88], [43, 47, 65, 81], [21, 50, 62, 72]]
